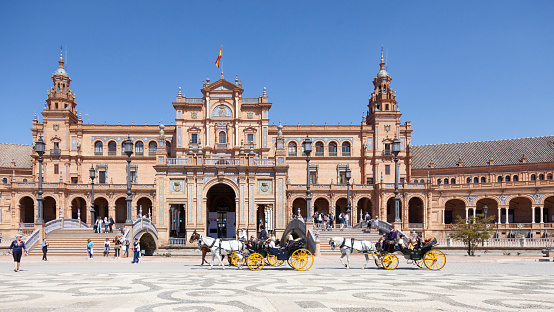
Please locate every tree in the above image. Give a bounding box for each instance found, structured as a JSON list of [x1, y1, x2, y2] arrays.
[[449, 214, 496, 256]]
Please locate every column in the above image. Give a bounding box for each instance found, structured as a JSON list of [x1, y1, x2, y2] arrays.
[[504, 207, 509, 224], [465, 207, 469, 220], [497, 207, 501, 223], [532, 206, 536, 223], [540, 206, 544, 223], [472, 207, 476, 218], [442, 208, 445, 224]]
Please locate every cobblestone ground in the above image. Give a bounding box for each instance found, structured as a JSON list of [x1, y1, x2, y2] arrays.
[[0, 254, 553, 311]]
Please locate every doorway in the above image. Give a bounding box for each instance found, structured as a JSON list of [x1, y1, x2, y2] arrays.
[[206, 183, 236, 238]]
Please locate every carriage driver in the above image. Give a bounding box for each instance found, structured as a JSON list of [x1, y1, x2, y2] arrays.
[[383, 225, 398, 252]]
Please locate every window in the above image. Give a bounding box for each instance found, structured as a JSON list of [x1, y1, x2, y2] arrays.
[[385, 104, 389, 110], [498, 176, 503, 182], [400, 178, 405, 183], [94, 141, 103, 155], [246, 133, 255, 148], [342, 142, 351, 156], [481, 177, 486, 183], [548, 174, 553, 180], [473, 177, 478, 183], [191, 133, 198, 144], [384, 143, 391, 155], [98, 170, 106, 184], [505, 175, 511, 182], [2, 177, 7, 184], [466, 177, 471, 184], [339, 171, 346, 184], [531, 174, 536, 181], [288, 142, 297, 156], [385, 165, 390, 175], [513, 175, 519, 181], [420, 179, 425, 184], [444, 178, 448, 185], [367, 177, 374, 184], [328, 142, 337, 156], [315, 142, 324, 156], [309, 171, 317, 184], [450, 178, 456, 184], [135, 142, 144, 156], [166, 141, 172, 157], [539, 174, 545, 180], [53, 142, 60, 154], [148, 141, 157, 156], [108, 141, 117, 156], [54, 164, 59, 175], [130, 171, 136, 183], [71, 177, 78, 184], [219, 131, 226, 144], [437, 179, 442, 185]]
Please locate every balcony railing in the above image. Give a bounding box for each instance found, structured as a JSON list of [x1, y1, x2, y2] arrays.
[[167, 158, 188, 165], [95, 151, 103, 156], [204, 158, 241, 166], [242, 98, 258, 103], [216, 143, 230, 149], [108, 151, 117, 156], [288, 152, 297, 157], [342, 152, 351, 156], [50, 149, 61, 155], [315, 151, 324, 157], [329, 151, 337, 156], [186, 98, 203, 103], [254, 159, 275, 166]]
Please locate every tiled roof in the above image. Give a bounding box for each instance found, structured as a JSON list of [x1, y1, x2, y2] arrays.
[[0, 143, 33, 169], [412, 136, 554, 169]]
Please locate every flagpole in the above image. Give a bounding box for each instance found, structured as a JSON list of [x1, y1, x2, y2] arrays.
[[220, 45, 223, 77]]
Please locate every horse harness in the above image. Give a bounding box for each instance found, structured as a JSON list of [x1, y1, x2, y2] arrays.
[[207, 237, 242, 254], [340, 238, 356, 253]]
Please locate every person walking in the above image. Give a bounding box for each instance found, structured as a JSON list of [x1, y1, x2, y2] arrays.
[[41, 239, 49, 261], [339, 213, 345, 230], [344, 213, 349, 228], [131, 238, 140, 263], [103, 238, 110, 257], [87, 239, 94, 259], [104, 217, 109, 233], [113, 238, 121, 258], [109, 216, 114, 233], [9, 234, 27, 272], [97, 218, 103, 233], [329, 213, 334, 230], [124, 238, 130, 257]]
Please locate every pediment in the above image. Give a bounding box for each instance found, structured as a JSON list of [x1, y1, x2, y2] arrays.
[[203, 78, 243, 94]]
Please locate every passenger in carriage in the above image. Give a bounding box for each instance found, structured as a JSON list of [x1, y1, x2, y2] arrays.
[[268, 236, 276, 248], [383, 225, 397, 252], [258, 225, 268, 241]]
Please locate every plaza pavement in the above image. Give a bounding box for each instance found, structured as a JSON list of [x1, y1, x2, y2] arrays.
[[0, 254, 553, 312]]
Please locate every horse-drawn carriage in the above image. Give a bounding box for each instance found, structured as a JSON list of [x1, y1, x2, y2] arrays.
[[234, 238, 314, 271], [375, 238, 446, 270]]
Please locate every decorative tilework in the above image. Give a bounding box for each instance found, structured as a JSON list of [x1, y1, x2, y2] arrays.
[[197, 185, 202, 222], [258, 180, 273, 194], [465, 196, 477, 205], [496, 195, 509, 205], [240, 185, 244, 222], [532, 194, 545, 204]]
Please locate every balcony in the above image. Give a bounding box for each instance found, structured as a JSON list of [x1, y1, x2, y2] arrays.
[[216, 143, 230, 149], [342, 152, 351, 156], [94, 151, 103, 156], [204, 158, 241, 166], [329, 151, 337, 157], [108, 151, 117, 156], [50, 149, 61, 155], [254, 159, 275, 166], [245, 143, 256, 150], [167, 158, 189, 165], [288, 152, 297, 157], [315, 151, 324, 157]]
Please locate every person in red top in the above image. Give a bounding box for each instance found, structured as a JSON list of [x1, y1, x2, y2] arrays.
[[9, 234, 27, 272]]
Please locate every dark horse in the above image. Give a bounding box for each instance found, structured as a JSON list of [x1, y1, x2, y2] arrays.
[[189, 231, 229, 265]]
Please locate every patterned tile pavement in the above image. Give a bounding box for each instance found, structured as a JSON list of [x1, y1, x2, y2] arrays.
[[0, 254, 553, 311]]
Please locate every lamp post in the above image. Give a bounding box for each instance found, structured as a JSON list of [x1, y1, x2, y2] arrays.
[[392, 137, 401, 223], [302, 134, 313, 222], [89, 165, 96, 227], [483, 204, 488, 229], [123, 136, 134, 224], [35, 136, 45, 223], [345, 165, 352, 228]]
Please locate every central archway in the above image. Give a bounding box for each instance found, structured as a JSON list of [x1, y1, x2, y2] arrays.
[[206, 183, 236, 239]]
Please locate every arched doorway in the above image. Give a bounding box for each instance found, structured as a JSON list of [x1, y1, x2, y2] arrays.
[[386, 197, 402, 223], [444, 199, 465, 224], [138, 232, 157, 256], [508, 197, 532, 224], [136, 197, 152, 218], [169, 204, 186, 237], [19, 196, 34, 223], [476, 198, 498, 222], [292, 198, 307, 219], [314, 198, 329, 214], [545, 196, 554, 224], [206, 183, 236, 238], [44, 196, 57, 222], [94, 197, 109, 221], [356, 197, 372, 220], [71, 197, 87, 222], [408, 197, 424, 224], [335, 198, 347, 216], [115, 197, 127, 223]]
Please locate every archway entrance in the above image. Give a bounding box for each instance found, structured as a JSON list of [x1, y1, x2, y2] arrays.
[[94, 197, 109, 221], [444, 199, 465, 224], [44, 196, 57, 222], [314, 198, 330, 214], [508, 197, 532, 223], [137, 197, 152, 218], [292, 198, 307, 219], [19, 196, 34, 223], [545, 196, 554, 224], [476, 198, 499, 222], [356, 197, 372, 220], [408, 197, 424, 224], [139, 232, 157, 256], [115, 197, 127, 223], [71, 197, 87, 223], [335, 198, 347, 216], [386, 197, 402, 223], [206, 183, 236, 239]]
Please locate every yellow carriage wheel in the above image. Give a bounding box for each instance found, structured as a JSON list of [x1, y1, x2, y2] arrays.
[[423, 250, 446, 271], [267, 254, 284, 266], [290, 248, 314, 271], [381, 254, 399, 270], [230, 252, 243, 267], [415, 259, 426, 269], [246, 253, 265, 271]]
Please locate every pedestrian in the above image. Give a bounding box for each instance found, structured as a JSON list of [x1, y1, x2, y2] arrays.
[[339, 213, 345, 230], [109, 216, 114, 233], [113, 238, 121, 258], [104, 217, 109, 233], [103, 238, 110, 257], [329, 213, 334, 230], [124, 238, 130, 257], [97, 218, 103, 233], [239, 227, 247, 241], [131, 238, 140, 263], [344, 213, 349, 228], [9, 234, 27, 272], [41, 239, 49, 261], [87, 239, 94, 259]]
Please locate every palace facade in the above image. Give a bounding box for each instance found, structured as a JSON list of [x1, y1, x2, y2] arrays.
[[1, 51, 553, 247]]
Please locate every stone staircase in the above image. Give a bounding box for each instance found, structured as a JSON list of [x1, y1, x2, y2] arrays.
[[315, 228, 382, 255], [28, 228, 122, 257]]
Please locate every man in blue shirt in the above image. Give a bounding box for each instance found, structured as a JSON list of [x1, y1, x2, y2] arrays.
[[9, 234, 27, 272], [131, 238, 140, 263]]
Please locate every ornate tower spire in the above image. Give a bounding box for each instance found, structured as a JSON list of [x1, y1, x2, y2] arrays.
[[43, 49, 77, 121]]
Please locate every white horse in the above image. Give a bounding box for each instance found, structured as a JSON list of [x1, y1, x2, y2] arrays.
[[329, 237, 378, 269], [190, 232, 245, 270]]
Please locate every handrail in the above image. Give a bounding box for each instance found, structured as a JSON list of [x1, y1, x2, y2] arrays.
[[307, 229, 316, 254], [45, 219, 62, 234], [24, 229, 40, 251], [132, 218, 158, 237], [376, 219, 408, 238]]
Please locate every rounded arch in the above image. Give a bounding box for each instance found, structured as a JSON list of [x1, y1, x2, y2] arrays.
[[287, 141, 298, 156], [43, 196, 57, 222], [292, 197, 307, 219], [136, 196, 153, 218], [475, 198, 498, 221], [505, 194, 536, 205], [386, 197, 403, 223], [473, 196, 501, 208], [313, 197, 330, 214], [93, 196, 109, 221], [93, 140, 104, 155], [202, 178, 240, 198], [19, 196, 35, 223], [114, 196, 127, 224], [70, 197, 87, 223], [148, 140, 158, 155], [206, 183, 237, 238], [335, 197, 348, 216], [107, 140, 117, 155], [444, 199, 466, 224], [508, 196, 532, 223], [408, 196, 424, 224], [356, 197, 373, 220], [134, 140, 145, 155], [134, 231, 158, 256], [544, 196, 554, 224], [328, 141, 338, 156], [314, 141, 324, 156], [341, 141, 352, 156]]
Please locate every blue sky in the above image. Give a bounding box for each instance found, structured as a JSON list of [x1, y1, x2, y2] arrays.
[[1, 1, 553, 145]]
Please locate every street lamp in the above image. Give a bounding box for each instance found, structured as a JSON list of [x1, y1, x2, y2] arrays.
[[392, 137, 401, 223], [35, 136, 45, 223], [123, 136, 134, 224], [302, 134, 313, 222], [89, 165, 96, 227], [345, 165, 352, 228], [483, 204, 488, 229]]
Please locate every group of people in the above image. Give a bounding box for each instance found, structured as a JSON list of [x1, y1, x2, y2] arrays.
[[377, 225, 424, 252], [239, 225, 279, 249], [94, 216, 115, 233], [86, 236, 141, 263], [312, 212, 352, 230]]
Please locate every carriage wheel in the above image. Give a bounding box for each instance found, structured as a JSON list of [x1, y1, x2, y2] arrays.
[[246, 253, 265, 271], [381, 254, 399, 270], [267, 254, 284, 267], [415, 260, 426, 269], [423, 250, 446, 270], [290, 249, 314, 271], [230, 252, 243, 267]]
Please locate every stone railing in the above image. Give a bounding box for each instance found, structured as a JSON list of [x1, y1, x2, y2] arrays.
[[254, 159, 275, 166], [241, 98, 258, 103], [437, 238, 554, 248], [167, 158, 188, 165], [45, 218, 89, 234], [45, 219, 62, 234], [24, 229, 40, 251], [307, 229, 316, 254], [133, 218, 158, 237], [204, 158, 241, 166], [168, 237, 188, 245], [186, 98, 203, 103]]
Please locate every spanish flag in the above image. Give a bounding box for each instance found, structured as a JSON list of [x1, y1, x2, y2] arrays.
[[215, 47, 222, 68]]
